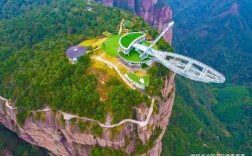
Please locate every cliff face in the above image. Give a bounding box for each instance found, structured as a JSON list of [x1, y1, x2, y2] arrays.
[[98, 0, 173, 44], [0, 73, 175, 156]]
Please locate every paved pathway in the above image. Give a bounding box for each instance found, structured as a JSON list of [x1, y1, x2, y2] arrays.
[[60, 98, 155, 128], [0, 96, 51, 112], [1, 95, 155, 128], [0, 96, 17, 110], [118, 19, 124, 35], [93, 56, 136, 90], [31, 108, 51, 113]]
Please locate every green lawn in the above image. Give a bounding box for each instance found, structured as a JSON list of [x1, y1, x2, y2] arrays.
[[102, 35, 122, 57], [128, 73, 149, 86], [120, 32, 145, 48], [118, 48, 152, 63]]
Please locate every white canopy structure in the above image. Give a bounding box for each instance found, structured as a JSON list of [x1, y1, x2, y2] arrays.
[[139, 78, 145, 84]]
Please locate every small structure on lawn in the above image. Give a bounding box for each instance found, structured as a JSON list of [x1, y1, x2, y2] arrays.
[[125, 73, 149, 89], [66, 46, 87, 63]]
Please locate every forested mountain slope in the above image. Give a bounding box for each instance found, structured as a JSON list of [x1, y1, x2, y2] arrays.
[[162, 78, 252, 155], [161, 0, 252, 155], [0, 0, 47, 19]]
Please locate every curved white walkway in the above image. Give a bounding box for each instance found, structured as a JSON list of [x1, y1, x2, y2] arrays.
[[60, 98, 155, 128], [0, 96, 17, 110], [1, 95, 155, 128]]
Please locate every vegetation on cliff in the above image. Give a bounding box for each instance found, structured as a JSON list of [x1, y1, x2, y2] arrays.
[[161, 78, 252, 155], [0, 0, 155, 126], [91, 146, 127, 156]]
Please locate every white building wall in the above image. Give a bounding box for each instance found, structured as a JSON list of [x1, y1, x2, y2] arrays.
[[69, 57, 78, 63]]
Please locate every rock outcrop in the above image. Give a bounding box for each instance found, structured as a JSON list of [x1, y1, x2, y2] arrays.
[[0, 73, 175, 156], [97, 0, 173, 44]]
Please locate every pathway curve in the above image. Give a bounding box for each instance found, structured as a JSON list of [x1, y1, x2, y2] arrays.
[[1, 96, 155, 128], [0, 96, 17, 110], [92, 56, 136, 90], [60, 98, 155, 128]]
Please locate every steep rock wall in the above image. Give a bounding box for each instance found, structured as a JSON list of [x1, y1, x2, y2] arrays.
[[98, 0, 173, 44], [0, 73, 175, 156]]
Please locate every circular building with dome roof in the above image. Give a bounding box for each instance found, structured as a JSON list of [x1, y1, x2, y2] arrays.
[[66, 46, 87, 63]]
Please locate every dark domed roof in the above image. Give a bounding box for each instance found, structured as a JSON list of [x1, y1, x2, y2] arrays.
[[66, 46, 86, 58]]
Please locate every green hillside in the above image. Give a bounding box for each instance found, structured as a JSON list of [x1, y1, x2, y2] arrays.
[[0, 0, 154, 154], [162, 78, 252, 155], [0, 0, 47, 19]]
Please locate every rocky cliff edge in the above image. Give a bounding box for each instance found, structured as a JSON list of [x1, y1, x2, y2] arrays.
[[0, 73, 175, 156]]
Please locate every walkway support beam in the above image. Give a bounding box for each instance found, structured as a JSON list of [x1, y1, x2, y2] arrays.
[[140, 21, 174, 60]]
